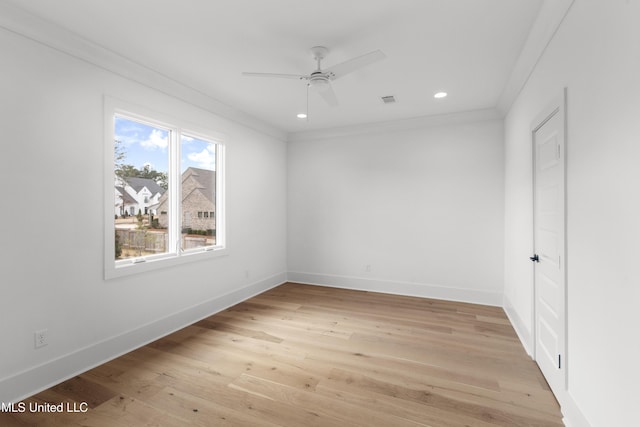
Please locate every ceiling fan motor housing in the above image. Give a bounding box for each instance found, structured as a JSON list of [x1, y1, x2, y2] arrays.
[[308, 72, 330, 89]]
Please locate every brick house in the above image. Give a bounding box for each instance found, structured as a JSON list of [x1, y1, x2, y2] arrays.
[[156, 167, 215, 231]]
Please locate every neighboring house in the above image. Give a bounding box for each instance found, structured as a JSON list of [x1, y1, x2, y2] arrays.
[[114, 177, 165, 217], [114, 185, 138, 217], [156, 167, 215, 231]]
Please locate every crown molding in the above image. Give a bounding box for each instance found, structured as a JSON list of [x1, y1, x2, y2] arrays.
[[0, 0, 287, 142], [287, 108, 502, 143], [497, 0, 575, 114], [0, 0, 573, 142]]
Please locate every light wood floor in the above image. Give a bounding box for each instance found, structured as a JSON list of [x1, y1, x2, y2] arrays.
[[2, 283, 563, 426]]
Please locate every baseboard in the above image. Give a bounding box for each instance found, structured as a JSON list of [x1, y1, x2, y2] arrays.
[[561, 391, 592, 427], [502, 295, 533, 356], [501, 298, 592, 427], [287, 271, 502, 306], [0, 272, 287, 404]]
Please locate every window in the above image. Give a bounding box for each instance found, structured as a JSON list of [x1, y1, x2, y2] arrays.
[[105, 99, 226, 279]]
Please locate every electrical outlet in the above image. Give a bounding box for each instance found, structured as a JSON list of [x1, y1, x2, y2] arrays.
[[365, 264, 372, 272], [245, 270, 250, 279], [34, 329, 48, 348]]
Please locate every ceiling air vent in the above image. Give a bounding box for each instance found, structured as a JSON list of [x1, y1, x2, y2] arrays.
[[381, 95, 396, 104]]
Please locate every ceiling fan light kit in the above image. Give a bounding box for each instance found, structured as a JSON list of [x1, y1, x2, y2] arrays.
[[242, 45, 386, 114], [308, 73, 330, 89]]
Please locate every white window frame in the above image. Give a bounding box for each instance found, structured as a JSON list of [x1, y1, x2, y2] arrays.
[[104, 97, 227, 280]]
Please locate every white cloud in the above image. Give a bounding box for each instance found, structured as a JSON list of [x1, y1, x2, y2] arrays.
[[115, 133, 139, 147], [187, 146, 215, 170], [140, 129, 168, 150]]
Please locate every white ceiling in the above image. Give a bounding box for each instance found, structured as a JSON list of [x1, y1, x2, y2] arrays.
[[4, 0, 545, 134]]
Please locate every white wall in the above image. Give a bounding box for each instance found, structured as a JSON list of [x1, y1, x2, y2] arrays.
[[0, 25, 287, 402], [503, 1, 640, 426], [288, 113, 505, 305], [7, 3, 637, 424]]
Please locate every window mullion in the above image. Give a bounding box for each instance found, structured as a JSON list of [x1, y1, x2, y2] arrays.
[[216, 143, 225, 247], [169, 127, 181, 255]]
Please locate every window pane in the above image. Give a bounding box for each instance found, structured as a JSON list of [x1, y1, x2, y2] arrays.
[[114, 116, 170, 260], [180, 135, 216, 250]]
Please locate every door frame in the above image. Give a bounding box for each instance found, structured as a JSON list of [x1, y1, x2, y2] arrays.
[[530, 88, 568, 393]]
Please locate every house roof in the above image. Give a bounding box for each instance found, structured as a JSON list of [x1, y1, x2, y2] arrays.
[[182, 167, 216, 195], [115, 186, 137, 205], [183, 167, 215, 204], [125, 177, 165, 195], [155, 167, 216, 209]]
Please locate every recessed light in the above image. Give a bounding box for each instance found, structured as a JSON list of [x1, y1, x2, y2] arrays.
[[434, 92, 448, 99], [296, 113, 307, 119]]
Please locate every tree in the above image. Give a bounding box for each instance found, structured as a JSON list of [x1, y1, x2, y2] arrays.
[[138, 164, 168, 190], [114, 143, 168, 191], [114, 139, 127, 178]]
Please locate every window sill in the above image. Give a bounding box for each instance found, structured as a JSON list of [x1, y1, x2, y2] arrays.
[[105, 247, 228, 280]]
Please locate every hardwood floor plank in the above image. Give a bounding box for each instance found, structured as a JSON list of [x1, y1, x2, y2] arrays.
[[1, 283, 563, 426], [315, 380, 499, 427], [229, 373, 426, 427], [326, 368, 562, 427], [144, 386, 281, 427]]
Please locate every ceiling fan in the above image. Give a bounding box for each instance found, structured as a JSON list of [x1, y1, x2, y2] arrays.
[[242, 46, 386, 107]]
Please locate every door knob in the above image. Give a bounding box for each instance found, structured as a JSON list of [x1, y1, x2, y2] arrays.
[[529, 254, 540, 262]]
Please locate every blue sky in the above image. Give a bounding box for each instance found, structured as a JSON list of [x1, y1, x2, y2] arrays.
[[115, 116, 216, 173]]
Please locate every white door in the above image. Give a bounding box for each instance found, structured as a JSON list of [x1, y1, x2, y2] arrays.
[[532, 100, 566, 396]]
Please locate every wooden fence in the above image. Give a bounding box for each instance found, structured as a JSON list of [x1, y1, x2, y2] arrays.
[[116, 229, 210, 254]]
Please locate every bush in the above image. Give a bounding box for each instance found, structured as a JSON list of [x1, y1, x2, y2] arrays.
[[180, 228, 215, 236], [115, 232, 122, 259]]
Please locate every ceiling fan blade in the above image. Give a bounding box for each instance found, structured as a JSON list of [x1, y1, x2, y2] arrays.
[[316, 83, 339, 107], [324, 50, 386, 80], [242, 72, 307, 80]]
